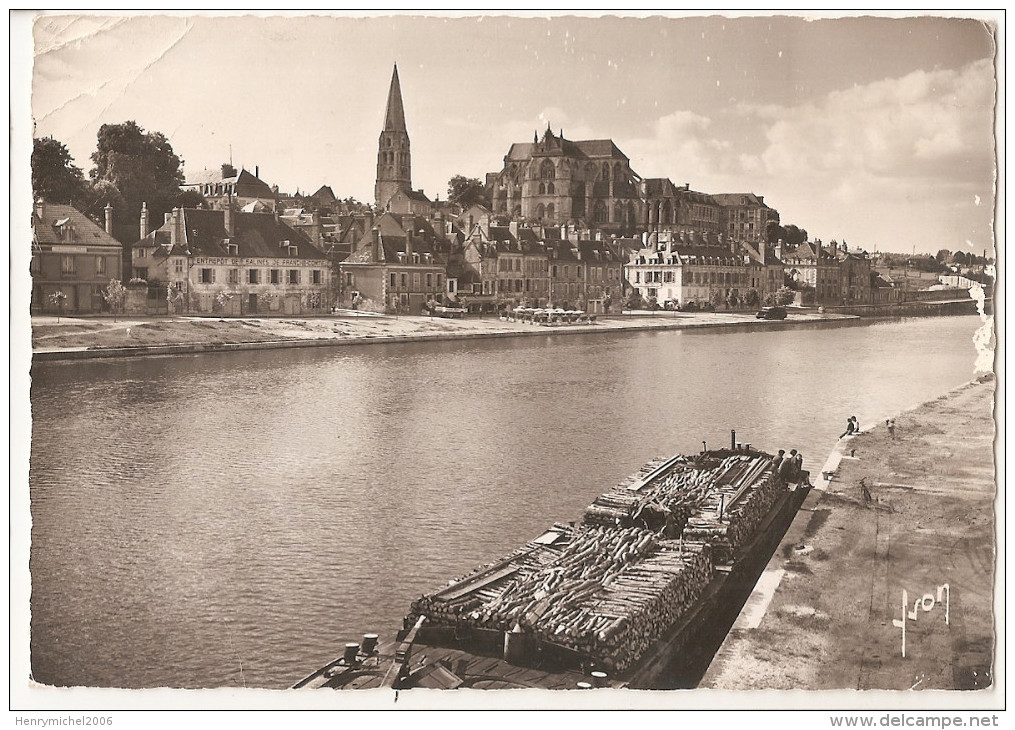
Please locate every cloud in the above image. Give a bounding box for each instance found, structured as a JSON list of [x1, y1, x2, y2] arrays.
[[752, 58, 995, 183]]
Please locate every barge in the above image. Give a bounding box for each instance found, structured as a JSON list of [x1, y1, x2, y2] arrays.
[[294, 434, 811, 690]]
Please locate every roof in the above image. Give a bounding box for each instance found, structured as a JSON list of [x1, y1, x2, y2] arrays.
[[137, 209, 325, 261], [711, 193, 771, 208], [780, 241, 836, 264], [32, 202, 122, 249], [346, 212, 446, 265], [310, 185, 337, 204], [504, 132, 629, 163], [383, 64, 407, 132]]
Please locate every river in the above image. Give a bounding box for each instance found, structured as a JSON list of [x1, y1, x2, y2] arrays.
[[26, 315, 985, 688]]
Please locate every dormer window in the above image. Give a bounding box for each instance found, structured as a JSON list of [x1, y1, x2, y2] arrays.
[[412, 253, 420, 264], [288, 246, 298, 257], [225, 241, 238, 256]]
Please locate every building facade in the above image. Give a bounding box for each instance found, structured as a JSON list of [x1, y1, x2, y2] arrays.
[[487, 127, 642, 233], [31, 201, 123, 314], [132, 207, 330, 315], [711, 193, 779, 245], [339, 212, 448, 314], [626, 232, 755, 308], [182, 163, 277, 212], [781, 241, 841, 305]]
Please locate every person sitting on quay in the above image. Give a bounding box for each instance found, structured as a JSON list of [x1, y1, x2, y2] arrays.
[[841, 416, 857, 438], [778, 449, 799, 483], [886, 418, 896, 439]]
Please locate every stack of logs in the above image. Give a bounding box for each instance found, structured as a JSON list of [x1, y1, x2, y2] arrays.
[[408, 450, 788, 674]]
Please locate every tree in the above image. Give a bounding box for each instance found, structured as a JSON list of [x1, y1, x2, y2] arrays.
[[935, 249, 952, 263], [48, 290, 68, 321], [766, 221, 786, 244], [447, 175, 489, 209], [89, 121, 187, 230], [102, 279, 127, 321], [774, 286, 796, 306], [744, 288, 761, 308], [32, 137, 86, 204], [783, 224, 808, 247], [952, 251, 970, 265]]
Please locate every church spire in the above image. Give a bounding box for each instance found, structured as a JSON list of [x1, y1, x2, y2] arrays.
[[375, 63, 412, 209], [383, 64, 407, 132]]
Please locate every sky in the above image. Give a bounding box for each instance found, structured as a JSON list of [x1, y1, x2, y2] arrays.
[[20, 11, 1000, 256]]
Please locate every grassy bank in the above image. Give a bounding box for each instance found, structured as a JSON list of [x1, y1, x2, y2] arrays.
[[702, 374, 997, 692]]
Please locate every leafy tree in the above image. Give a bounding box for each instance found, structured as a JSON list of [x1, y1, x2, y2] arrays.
[[32, 137, 86, 204], [774, 286, 796, 306], [766, 221, 786, 244], [89, 121, 186, 230], [952, 251, 970, 265], [176, 189, 207, 209], [935, 249, 952, 263], [783, 224, 808, 247], [626, 291, 644, 310], [646, 295, 658, 311], [447, 175, 489, 209], [726, 291, 740, 309], [744, 288, 761, 308], [48, 290, 68, 321], [102, 279, 127, 321]]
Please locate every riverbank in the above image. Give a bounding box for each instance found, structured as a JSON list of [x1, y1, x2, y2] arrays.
[[30, 309, 856, 361], [700, 373, 997, 692]]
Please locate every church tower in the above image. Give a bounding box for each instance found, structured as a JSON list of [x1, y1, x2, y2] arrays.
[[374, 64, 412, 209]]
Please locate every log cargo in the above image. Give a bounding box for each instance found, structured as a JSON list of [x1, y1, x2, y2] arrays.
[[295, 441, 812, 691]]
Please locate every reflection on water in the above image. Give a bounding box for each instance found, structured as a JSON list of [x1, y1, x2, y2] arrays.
[[28, 316, 983, 688]]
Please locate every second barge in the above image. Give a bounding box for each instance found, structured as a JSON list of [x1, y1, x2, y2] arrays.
[[294, 435, 811, 690]]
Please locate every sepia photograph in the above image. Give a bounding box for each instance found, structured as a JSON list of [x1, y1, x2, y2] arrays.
[[10, 9, 1003, 722]]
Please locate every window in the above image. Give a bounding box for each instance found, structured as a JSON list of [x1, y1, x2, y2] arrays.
[[201, 268, 214, 284], [94, 256, 106, 275], [413, 273, 420, 288], [563, 266, 569, 278], [270, 269, 280, 284], [400, 273, 407, 288], [175, 259, 184, 275], [436, 274, 442, 290], [249, 269, 259, 284], [426, 273, 433, 288], [390, 272, 397, 288], [226, 243, 239, 256], [61, 256, 76, 275], [288, 269, 300, 285], [312, 270, 322, 285], [345, 272, 354, 287], [540, 159, 555, 179], [577, 266, 582, 278], [228, 268, 239, 285], [552, 265, 558, 278]]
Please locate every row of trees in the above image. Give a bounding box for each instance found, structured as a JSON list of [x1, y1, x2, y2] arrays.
[[32, 122, 204, 235]]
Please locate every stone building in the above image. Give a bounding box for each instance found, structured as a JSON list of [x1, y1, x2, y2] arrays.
[[30, 200, 123, 314], [182, 163, 277, 212], [626, 232, 756, 308], [131, 207, 330, 315], [711, 193, 779, 245], [781, 241, 841, 305], [487, 127, 642, 233], [339, 212, 448, 314], [640, 179, 722, 235]]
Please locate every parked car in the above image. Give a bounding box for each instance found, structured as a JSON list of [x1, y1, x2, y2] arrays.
[[756, 306, 788, 320]]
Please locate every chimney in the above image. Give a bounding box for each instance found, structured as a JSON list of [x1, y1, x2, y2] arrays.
[[224, 203, 234, 236], [170, 208, 179, 246], [509, 220, 519, 237], [759, 239, 766, 265], [222, 163, 236, 179], [373, 226, 382, 261], [34, 199, 45, 221], [104, 203, 114, 235], [164, 212, 172, 225], [255, 165, 259, 179], [405, 227, 413, 257], [140, 202, 149, 240]]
